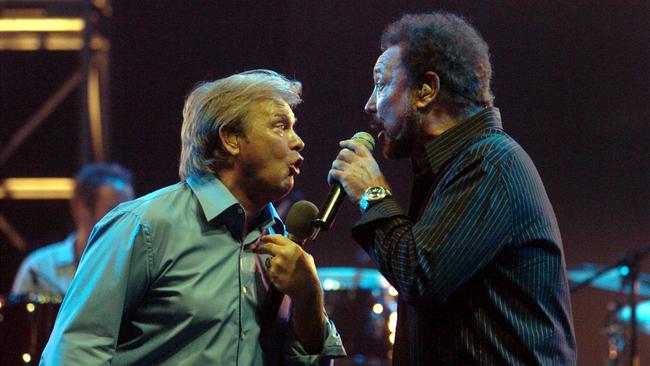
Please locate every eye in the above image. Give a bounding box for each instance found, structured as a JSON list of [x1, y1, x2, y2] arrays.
[[375, 80, 386, 91], [273, 121, 290, 135]]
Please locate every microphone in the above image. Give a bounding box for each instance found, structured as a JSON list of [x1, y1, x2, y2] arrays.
[[313, 132, 375, 233], [260, 200, 319, 334], [285, 200, 320, 245]]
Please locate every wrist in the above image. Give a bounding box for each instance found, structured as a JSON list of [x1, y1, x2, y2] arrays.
[[359, 186, 392, 213]]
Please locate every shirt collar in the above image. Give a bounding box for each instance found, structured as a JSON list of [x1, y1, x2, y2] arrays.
[[186, 174, 284, 235], [423, 107, 503, 174], [52, 232, 77, 266]]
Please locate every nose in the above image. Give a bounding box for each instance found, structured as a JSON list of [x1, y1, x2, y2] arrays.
[[290, 130, 305, 152], [364, 89, 377, 115]]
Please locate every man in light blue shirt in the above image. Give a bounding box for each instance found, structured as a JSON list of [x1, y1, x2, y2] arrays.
[[41, 70, 346, 365], [12, 163, 134, 297]]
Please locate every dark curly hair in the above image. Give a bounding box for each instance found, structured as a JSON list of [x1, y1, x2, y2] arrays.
[[74, 163, 133, 210], [381, 12, 494, 114]]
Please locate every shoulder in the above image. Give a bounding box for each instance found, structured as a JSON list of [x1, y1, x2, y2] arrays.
[[20, 237, 73, 267], [94, 181, 201, 243], [111, 181, 192, 220], [458, 129, 539, 177], [467, 129, 523, 162]]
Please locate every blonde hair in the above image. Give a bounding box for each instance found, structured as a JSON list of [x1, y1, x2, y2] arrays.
[[179, 69, 302, 179]]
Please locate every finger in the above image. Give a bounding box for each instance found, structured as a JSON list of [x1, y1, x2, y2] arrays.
[[340, 139, 371, 157], [328, 169, 344, 184], [260, 234, 297, 247], [336, 148, 357, 164], [253, 242, 281, 256], [331, 159, 350, 171]]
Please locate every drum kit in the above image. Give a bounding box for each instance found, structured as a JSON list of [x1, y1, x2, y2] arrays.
[[568, 244, 650, 366], [0, 268, 394, 366], [2, 259, 646, 366], [0, 294, 62, 365], [317, 267, 397, 366]]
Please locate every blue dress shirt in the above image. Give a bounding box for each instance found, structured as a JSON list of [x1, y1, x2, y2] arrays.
[[41, 174, 345, 365]]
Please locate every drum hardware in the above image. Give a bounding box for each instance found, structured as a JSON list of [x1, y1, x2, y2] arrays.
[[317, 267, 397, 365], [569, 243, 650, 366], [603, 300, 627, 366], [0, 294, 62, 365]]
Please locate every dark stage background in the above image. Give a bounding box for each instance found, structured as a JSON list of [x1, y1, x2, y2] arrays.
[[1, 1, 648, 364]]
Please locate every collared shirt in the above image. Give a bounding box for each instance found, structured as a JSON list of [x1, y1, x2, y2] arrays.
[[353, 108, 577, 365], [12, 233, 77, 297], [41, 174, 345, 365]]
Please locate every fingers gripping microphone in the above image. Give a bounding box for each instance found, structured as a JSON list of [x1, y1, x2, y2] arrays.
[[313, 132, 375, 233], [260, 200, 319, 338]]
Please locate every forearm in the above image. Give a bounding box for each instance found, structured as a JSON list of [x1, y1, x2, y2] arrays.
[[356, 207, 427, 302], [289, 290, 325, 354]]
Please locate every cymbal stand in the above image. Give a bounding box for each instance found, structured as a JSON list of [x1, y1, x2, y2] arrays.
[[616, 245, 650, 366], [604, 301, 625, 366], [571, 244, 650, 366]]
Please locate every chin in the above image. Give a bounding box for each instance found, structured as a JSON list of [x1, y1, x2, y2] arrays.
[[275, 177, 294, 197], [382, 139, 412, 160]]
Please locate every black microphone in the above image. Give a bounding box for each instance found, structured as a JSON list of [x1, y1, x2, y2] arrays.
[[285, 200, 320, 245], [259, 200, 319, 336], [313, 132, 375, 233]]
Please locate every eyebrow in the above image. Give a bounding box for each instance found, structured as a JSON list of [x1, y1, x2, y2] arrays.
[[274, 113, 298, 126]]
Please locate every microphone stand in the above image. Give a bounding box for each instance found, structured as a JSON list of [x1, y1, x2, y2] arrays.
[[571, 244, 650, 366]]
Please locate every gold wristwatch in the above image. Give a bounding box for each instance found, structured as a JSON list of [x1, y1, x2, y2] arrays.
[[359, 186, 392, 213]]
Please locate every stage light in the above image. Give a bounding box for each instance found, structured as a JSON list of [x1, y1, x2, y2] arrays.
[[0, 178, 75, 199], [388, 286, 398, 296], [388, 311, 397, 333], [0, 18, 85, 32]]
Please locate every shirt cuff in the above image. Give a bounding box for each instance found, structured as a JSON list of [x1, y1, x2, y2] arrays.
[[352, 198, 407, 244], [282, 316, 347, 365]]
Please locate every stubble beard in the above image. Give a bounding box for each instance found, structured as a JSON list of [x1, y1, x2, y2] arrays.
[[382, 107, 422, 160]]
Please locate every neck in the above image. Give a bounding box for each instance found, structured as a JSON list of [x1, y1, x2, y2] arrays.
[[409, 109, 459, 166], [216, 170, 266, 231], [74, 228, 90, 263]]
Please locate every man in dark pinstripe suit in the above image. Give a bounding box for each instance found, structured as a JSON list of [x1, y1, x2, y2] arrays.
[[329, 12, 577, 365]]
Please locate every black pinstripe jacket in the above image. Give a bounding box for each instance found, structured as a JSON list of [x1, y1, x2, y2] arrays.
[[352, 108, 577, 365]]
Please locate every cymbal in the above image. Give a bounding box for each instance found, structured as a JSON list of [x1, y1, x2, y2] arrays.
[[317, 267, 391, 291], [567, 263, 650, 297], [618, 301, 650, 335]]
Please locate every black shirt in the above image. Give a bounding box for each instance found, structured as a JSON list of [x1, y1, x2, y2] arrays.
[[352, 108, 577, 365]]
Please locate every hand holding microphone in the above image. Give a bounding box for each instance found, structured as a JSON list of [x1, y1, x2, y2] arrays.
[[256, 201, 325, 353], [314, 131, 389, 232], [255, 200, 321, 301]]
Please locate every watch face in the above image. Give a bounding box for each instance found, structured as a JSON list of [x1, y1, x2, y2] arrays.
[[360, 186, 390, 212], [366, 186, 386, 200]]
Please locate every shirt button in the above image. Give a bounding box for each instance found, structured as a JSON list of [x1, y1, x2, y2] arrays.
[[237, 207, 243, 214]]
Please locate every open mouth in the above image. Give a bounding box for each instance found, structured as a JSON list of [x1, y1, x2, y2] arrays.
[[377, 130, 386, 143], [288, 157, 304, 176]]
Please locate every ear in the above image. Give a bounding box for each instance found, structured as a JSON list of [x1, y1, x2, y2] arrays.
[[414, 71, 440, 110], [218, 125, 240, 157]]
